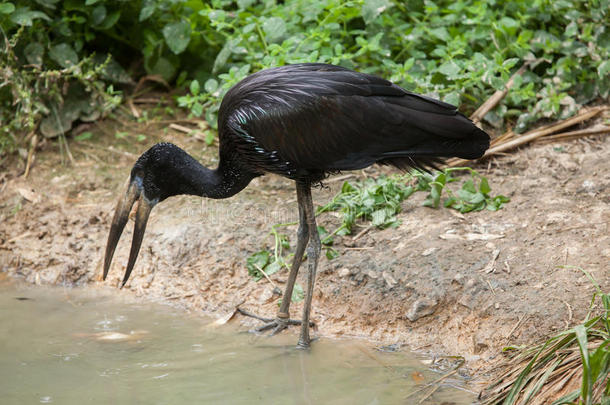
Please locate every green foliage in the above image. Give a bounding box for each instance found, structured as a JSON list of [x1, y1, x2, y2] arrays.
[[0, 26, 122, 154], [2, 0, 607, 154], [179, 0, 608, 134], [247, 168, 508, 281], [318, 175, 415, 234], [414, 167, 510, 213]]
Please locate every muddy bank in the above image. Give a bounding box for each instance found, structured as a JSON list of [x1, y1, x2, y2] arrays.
[[1, 119, 608, 384]]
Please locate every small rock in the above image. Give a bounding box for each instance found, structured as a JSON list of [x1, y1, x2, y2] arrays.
[[421, 247, 437, 257], [258, 288, 275, 304], [494, 302, 500, 309], [406, 298, 438, 322], [474, 341, 489, 354], [382, 271, 397, 288], [581, 180, 595, 192], [338, 268, 351, 277]]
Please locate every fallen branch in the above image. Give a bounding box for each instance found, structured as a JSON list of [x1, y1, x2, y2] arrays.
[[448, 106, 608, 167], [534, 125, 610, 143]]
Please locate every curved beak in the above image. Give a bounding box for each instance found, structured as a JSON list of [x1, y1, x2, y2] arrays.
[[103, 180, 154, 288]]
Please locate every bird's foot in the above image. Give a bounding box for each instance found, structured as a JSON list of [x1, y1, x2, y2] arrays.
[[237, 308, 314, 336]]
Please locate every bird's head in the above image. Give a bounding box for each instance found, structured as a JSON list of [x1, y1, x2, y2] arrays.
[[102, 142, 198, 287]]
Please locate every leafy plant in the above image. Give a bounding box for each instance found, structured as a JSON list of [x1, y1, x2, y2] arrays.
[[318, 175, 415, 234], [414, 167, 510, 213], [246, 223, 291, 281], [2, 0, 607, 155], [246, 168, 508, 280], [180, 0, 608, 136]]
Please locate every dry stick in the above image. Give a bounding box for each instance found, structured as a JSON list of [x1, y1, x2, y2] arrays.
[[534, 125, 610, 143], [470, 62, 531, 125], [404, 357, 466, 403], [126, 98, 140, 119], [23, 134, 38, 179], [352, 225, 373, 241], [254, 264, 277, 289], [169, 123, 193, 134], [448, 107, 607, 167]]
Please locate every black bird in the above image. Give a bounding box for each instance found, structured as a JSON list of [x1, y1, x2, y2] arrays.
[[103, 63, 489, 348]]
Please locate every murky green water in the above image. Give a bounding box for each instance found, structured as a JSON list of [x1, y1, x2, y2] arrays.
[[0, 283, 474, 404]]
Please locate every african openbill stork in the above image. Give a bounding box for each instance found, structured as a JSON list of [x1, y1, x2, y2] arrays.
[[102, 63, 489, 348]]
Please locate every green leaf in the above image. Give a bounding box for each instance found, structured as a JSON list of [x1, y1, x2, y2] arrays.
[[598, 61, 610, 77], [479, 177, 491, 194], [191, 102, 203, 117], [91, 5, 106, 26], [24, 42, 44, 65], [565, 21, 578, 37], [149, 57, 176, 81], [429, 27, 450, 41], [246, 250, 270, 281], [237, 0, 255, 8], [443, 92, 460, 106], [212, 39, 235, 73], [361, 0, 391, 24], [139, 4, 155, 21], [10, 7, 50, 26], [291, 283, 304, 303], [503, 58, 519, 70], [371, 209, 386, 226], [97, 10, 120, 30], [204, 78, 218, 93], [462, 179, 476, 193], [49, 43, 78, 68], [0, 3, 15, 14], [265, 260, 282, 276], [85, 0, 101, 5], [325, 247, 339, 260], [74, 131, 93, 141], [574, 324, 592, 401], [189, 80, 200, 96], [204, 130, 215, 145], [438, 60, 461, 78], [163, 20, 192, 54], [262, 17, 286, 43]]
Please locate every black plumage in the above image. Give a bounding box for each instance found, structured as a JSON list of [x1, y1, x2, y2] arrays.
[[103, 63, 489, 348]]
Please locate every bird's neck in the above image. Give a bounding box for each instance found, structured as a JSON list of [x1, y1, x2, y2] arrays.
[[181, 157, 256, 200]]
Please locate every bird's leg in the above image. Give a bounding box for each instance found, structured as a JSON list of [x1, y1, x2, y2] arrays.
[[274, 184, 309, 319], [297, 183, 321, 349], [240, 182, 313, 335]]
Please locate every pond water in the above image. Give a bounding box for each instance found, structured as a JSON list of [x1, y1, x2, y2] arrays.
[[0, 283, 474, 404]]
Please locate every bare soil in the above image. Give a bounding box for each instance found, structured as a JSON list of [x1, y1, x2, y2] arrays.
[[1, 113, 608, 386]]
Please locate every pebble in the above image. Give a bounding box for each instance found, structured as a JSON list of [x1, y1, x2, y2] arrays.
[[406, 298, 438, 322], [258, 288, 275, 304]]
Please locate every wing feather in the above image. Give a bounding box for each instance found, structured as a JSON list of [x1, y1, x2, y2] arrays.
[[218, 63, 489, 178]]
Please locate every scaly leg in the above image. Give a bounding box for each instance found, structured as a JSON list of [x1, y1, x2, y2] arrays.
[[297, 183, 320, 349], [239, 182, 314, 335]]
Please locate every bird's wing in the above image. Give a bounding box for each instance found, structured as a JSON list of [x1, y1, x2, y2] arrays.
[[220, 64, 488, 176]]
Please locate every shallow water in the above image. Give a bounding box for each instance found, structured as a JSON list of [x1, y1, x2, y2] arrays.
[[0, 283, 474, 404]]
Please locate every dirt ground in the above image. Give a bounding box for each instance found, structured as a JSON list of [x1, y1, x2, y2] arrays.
[[1, 110, 608, 387]]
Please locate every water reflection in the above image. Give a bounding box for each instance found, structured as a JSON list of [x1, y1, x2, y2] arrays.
[[0, 283, 474, 404]]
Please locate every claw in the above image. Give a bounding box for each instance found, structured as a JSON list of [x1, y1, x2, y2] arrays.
[[103, 178, 155, 288], [237, 308, 315, 337]]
